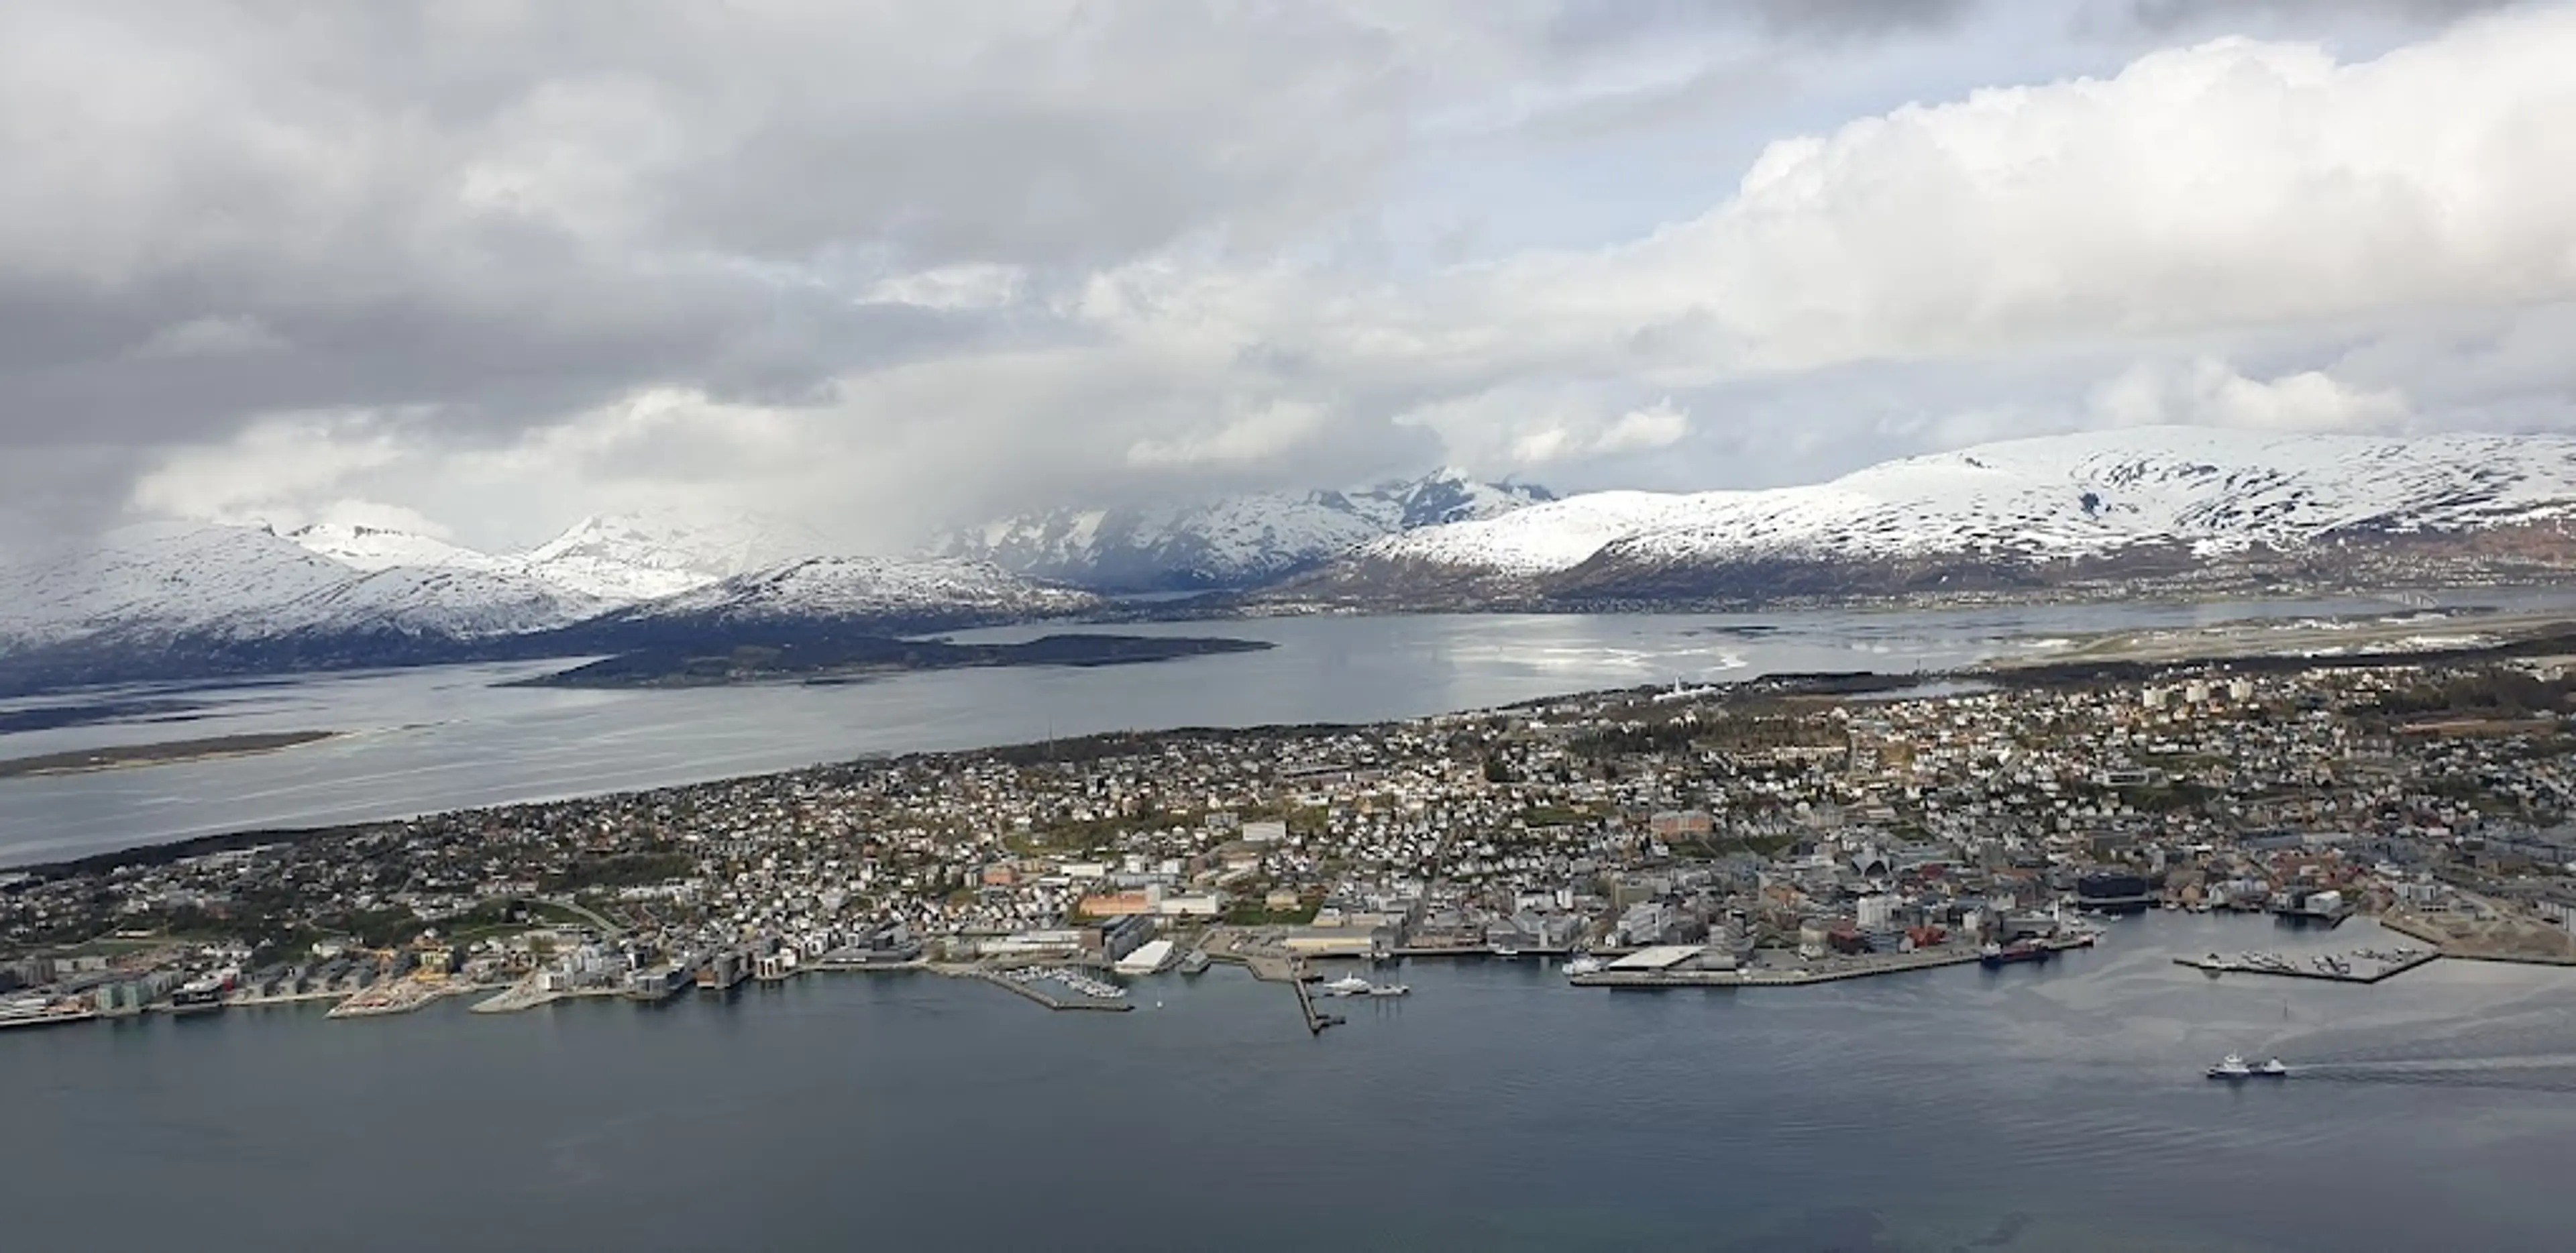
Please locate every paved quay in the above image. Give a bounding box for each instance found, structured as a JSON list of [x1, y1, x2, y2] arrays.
[[325, 978, 480, 1018]]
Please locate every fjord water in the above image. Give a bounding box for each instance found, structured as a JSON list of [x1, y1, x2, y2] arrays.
[[4, 915, 2571, 1252], [6, 594, 2575, 865]]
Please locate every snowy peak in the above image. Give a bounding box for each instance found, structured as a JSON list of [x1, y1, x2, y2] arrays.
[[521, 510, 834, 601], [1385, 467, 1559, 530], [935, 470, 1554, 592], [1307, 427, 2576, 602], [288, 523, 513, 574]]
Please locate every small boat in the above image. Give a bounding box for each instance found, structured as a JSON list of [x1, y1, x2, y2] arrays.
[[2255, 1058, 2292, 1077], [2208, 1054, 2253, 1080], [1321, 975, 1373, 997], [1364, 983, 1410, 997], [1562, 956, 1607, 977], [1492, 946, 1523, 958]]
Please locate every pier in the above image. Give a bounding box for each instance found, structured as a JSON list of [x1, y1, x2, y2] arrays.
[[1197, 936, 1341, 1032], [1287, 971, 1342, 1034]]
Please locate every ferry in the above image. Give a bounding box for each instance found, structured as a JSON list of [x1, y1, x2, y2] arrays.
[[2208, 1053, 2253, 1080], [1321, 975, 1373, 997]]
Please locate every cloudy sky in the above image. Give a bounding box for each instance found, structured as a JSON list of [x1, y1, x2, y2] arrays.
[[6, 0, 2574, 555]]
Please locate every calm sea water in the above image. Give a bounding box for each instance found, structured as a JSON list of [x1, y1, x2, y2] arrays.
[[3, 594, 2571, 865], [3, 915, 2571, 1252]]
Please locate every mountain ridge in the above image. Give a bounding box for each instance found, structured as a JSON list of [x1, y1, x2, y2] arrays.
[[1285, 427, 2576, 605], [931, 469, 1555, 593]]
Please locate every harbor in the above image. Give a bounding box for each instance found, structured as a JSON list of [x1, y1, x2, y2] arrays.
[[13, 909, 2576, 1253]]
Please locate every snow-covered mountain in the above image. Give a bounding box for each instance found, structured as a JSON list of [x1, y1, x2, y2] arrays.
[[287, 523, 517, 575], [1297, 427, 2576, 602], [0, 522, 609, 651], [933, 470, 1554, 593], [0, 523, 362, 647], [0, 512, 1091, 694], [521, 511, 834, 601], [600, 556, 1097, 631]]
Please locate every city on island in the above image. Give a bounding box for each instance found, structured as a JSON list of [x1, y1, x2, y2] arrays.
[[9, 645, 2576, 1030]]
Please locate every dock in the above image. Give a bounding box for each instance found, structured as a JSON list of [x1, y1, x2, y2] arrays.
[[2173, 946, 2439, 984]]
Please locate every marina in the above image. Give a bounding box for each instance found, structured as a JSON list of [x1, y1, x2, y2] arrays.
[[2174, 946, 2439, 984], [967, 965, 1134, 1012]]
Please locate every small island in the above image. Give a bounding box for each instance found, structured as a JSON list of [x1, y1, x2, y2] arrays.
[[0, 730, 337, 780], [516, 632, 1275, 689]]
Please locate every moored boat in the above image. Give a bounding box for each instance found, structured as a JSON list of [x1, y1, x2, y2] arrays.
[[1979, 941, 2051, 969]]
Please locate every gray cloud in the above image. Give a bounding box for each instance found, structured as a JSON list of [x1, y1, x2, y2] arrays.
[[1548, 0, 1980, 49], [2127, 0, 2532, 31], [3, 1, 2572, 555]]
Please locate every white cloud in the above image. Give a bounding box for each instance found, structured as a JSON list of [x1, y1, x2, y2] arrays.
[[1126, 402, 1330, 468], [2088, 358, 2411, 433], [863, 264, 1028, 312], [1593, 400, 1693, 453], [129, 411, 412, 528]]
